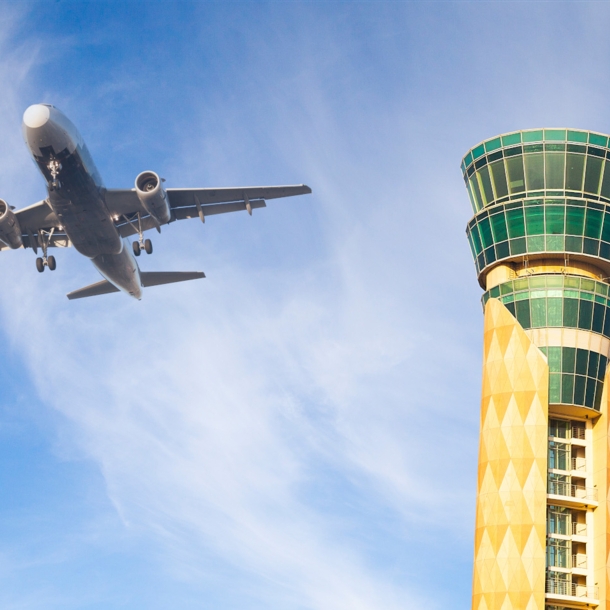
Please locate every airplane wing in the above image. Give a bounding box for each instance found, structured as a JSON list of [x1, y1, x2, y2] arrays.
[[104, 185, 311, 239], [0, 199, 69, 252]]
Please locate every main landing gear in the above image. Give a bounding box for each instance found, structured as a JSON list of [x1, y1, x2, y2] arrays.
[[36, 254, 56, 273], [35, 228, 57, 272], [133, 238, 152, 257]]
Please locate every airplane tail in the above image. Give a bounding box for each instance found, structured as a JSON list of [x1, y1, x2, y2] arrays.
[[66, 271, 205, 300]]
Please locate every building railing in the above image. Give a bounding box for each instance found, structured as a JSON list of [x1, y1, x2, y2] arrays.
[[572, 554, 587, 569], [572, 521, 587, 536], [571, 457, 586, 471], [548, 481, 598, 501], [546, 580, 598, 599], [572, 426, 586, 440]]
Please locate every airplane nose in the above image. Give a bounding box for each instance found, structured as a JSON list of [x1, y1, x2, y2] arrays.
[[23, 104, 50, 129]]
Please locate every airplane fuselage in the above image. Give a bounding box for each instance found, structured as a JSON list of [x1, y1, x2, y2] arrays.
[[22, 104, 142, 298]]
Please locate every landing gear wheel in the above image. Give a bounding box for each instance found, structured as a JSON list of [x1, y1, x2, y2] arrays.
[[36, 257, 44, 273], [133, 241, 141, 256], [144, 239, 153, 255], [47, 255, 56, 271]]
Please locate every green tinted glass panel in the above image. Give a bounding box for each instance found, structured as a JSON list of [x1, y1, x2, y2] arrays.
[[506, 208, 526, 238], [568, 130, 588, 143], [561, 374, 575, 403], [549, 374, 561, 403], [545, 152, 565, 189], [585, 208, 603, 239], [469, 176, 483, 211], [531, 298, 546, 327], [581, 278, 595, 292], [525, 206, 544, 235], [566, 153, 585, 190], [566, 206, 585, 235], [523, 130, 543, 142], [579, 300, 593, 330], [563, 347, 576, 373], [592, 303, 606, 333], [564, 299, 579, 327], [546, 235, 564, 251], [485, 137, 502, 152], [490, 160, 508, 199], [506, 156, 525, 193], [547, 298, 562, 326], [590, 133, 609, 147], [479, 217, 493, 248], [510, 237, 526, 255], [574, 375, 586, 404], [465, 180, 477, 213], [601, 162, 610, 200], [502, 132, 521, 146], [547, 347, 561, 370], [472, 144, 485, 159], [469, 225, 482, 254], [566, 235, 583, 252], [524, 153, 544, 190], [478, 166, 494, 205], [515, 300, 531, 327], [602, 213, 610, 242], [490, 212, 508, 242], [545, 129, 566, 141], [527, 236, 544, 251], [584, 155, 603, 194], [576, 350, 589, 375], [545, 205, 565, 234], [588, 351, 599, 377], [585, 378, 596, 408]]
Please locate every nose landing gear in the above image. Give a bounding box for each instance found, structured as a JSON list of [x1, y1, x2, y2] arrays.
[[47, 159, 62, 190]]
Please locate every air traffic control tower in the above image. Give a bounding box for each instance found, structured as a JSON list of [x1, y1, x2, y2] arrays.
[[463, 129, 610, 610]]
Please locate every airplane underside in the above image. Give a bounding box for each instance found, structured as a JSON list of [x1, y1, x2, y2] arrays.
[[0, 103, 311, 300]]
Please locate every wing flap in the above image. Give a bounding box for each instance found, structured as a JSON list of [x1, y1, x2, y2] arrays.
[[172, 199, 266, 220], [167, 185, 311, 208]]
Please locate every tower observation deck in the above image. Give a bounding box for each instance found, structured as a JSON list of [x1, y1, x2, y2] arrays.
[[463, 129, 610, 610]]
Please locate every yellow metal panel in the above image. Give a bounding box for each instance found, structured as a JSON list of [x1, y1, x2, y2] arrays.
[[472, 299, 548, 610]]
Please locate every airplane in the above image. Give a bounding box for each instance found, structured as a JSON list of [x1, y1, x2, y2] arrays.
[[7, 104, 311, 300]]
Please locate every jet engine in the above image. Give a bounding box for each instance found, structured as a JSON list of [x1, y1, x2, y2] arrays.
[[0, 200, 23, 249], [135, 171, 171, 225]]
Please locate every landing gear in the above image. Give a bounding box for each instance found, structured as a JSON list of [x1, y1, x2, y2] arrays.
[[131, 237, 152, 256], [125, 213, 153, 257], [47, 159, 62, 190], [34, 229, 57, 272]]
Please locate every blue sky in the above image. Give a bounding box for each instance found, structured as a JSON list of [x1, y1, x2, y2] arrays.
[[2, 2, 610, 609]]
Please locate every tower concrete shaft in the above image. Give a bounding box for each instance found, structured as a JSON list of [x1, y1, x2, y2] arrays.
[[463, 129, 610, 610]]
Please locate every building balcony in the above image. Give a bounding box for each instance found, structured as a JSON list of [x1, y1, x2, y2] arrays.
[[548, 482, 598, 508], [572, 521, 587, 537], [546, 581, 599, 606], [571, 457, 586, 472]]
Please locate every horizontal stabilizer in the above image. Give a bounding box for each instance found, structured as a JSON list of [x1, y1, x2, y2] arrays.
[[67, 271, 205, 300], [67, 280, 120, 300], [140, 271, 205, 287]]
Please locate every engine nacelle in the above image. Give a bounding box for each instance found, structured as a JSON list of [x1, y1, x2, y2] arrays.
[[0, 200, 23, 249], [135, 171, 171, 225]]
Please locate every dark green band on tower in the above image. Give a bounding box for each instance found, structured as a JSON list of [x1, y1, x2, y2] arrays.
[[467, 197, 610, 277]]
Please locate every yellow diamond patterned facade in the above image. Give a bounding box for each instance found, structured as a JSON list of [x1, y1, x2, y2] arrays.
[[463, 129, 610, 610]]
